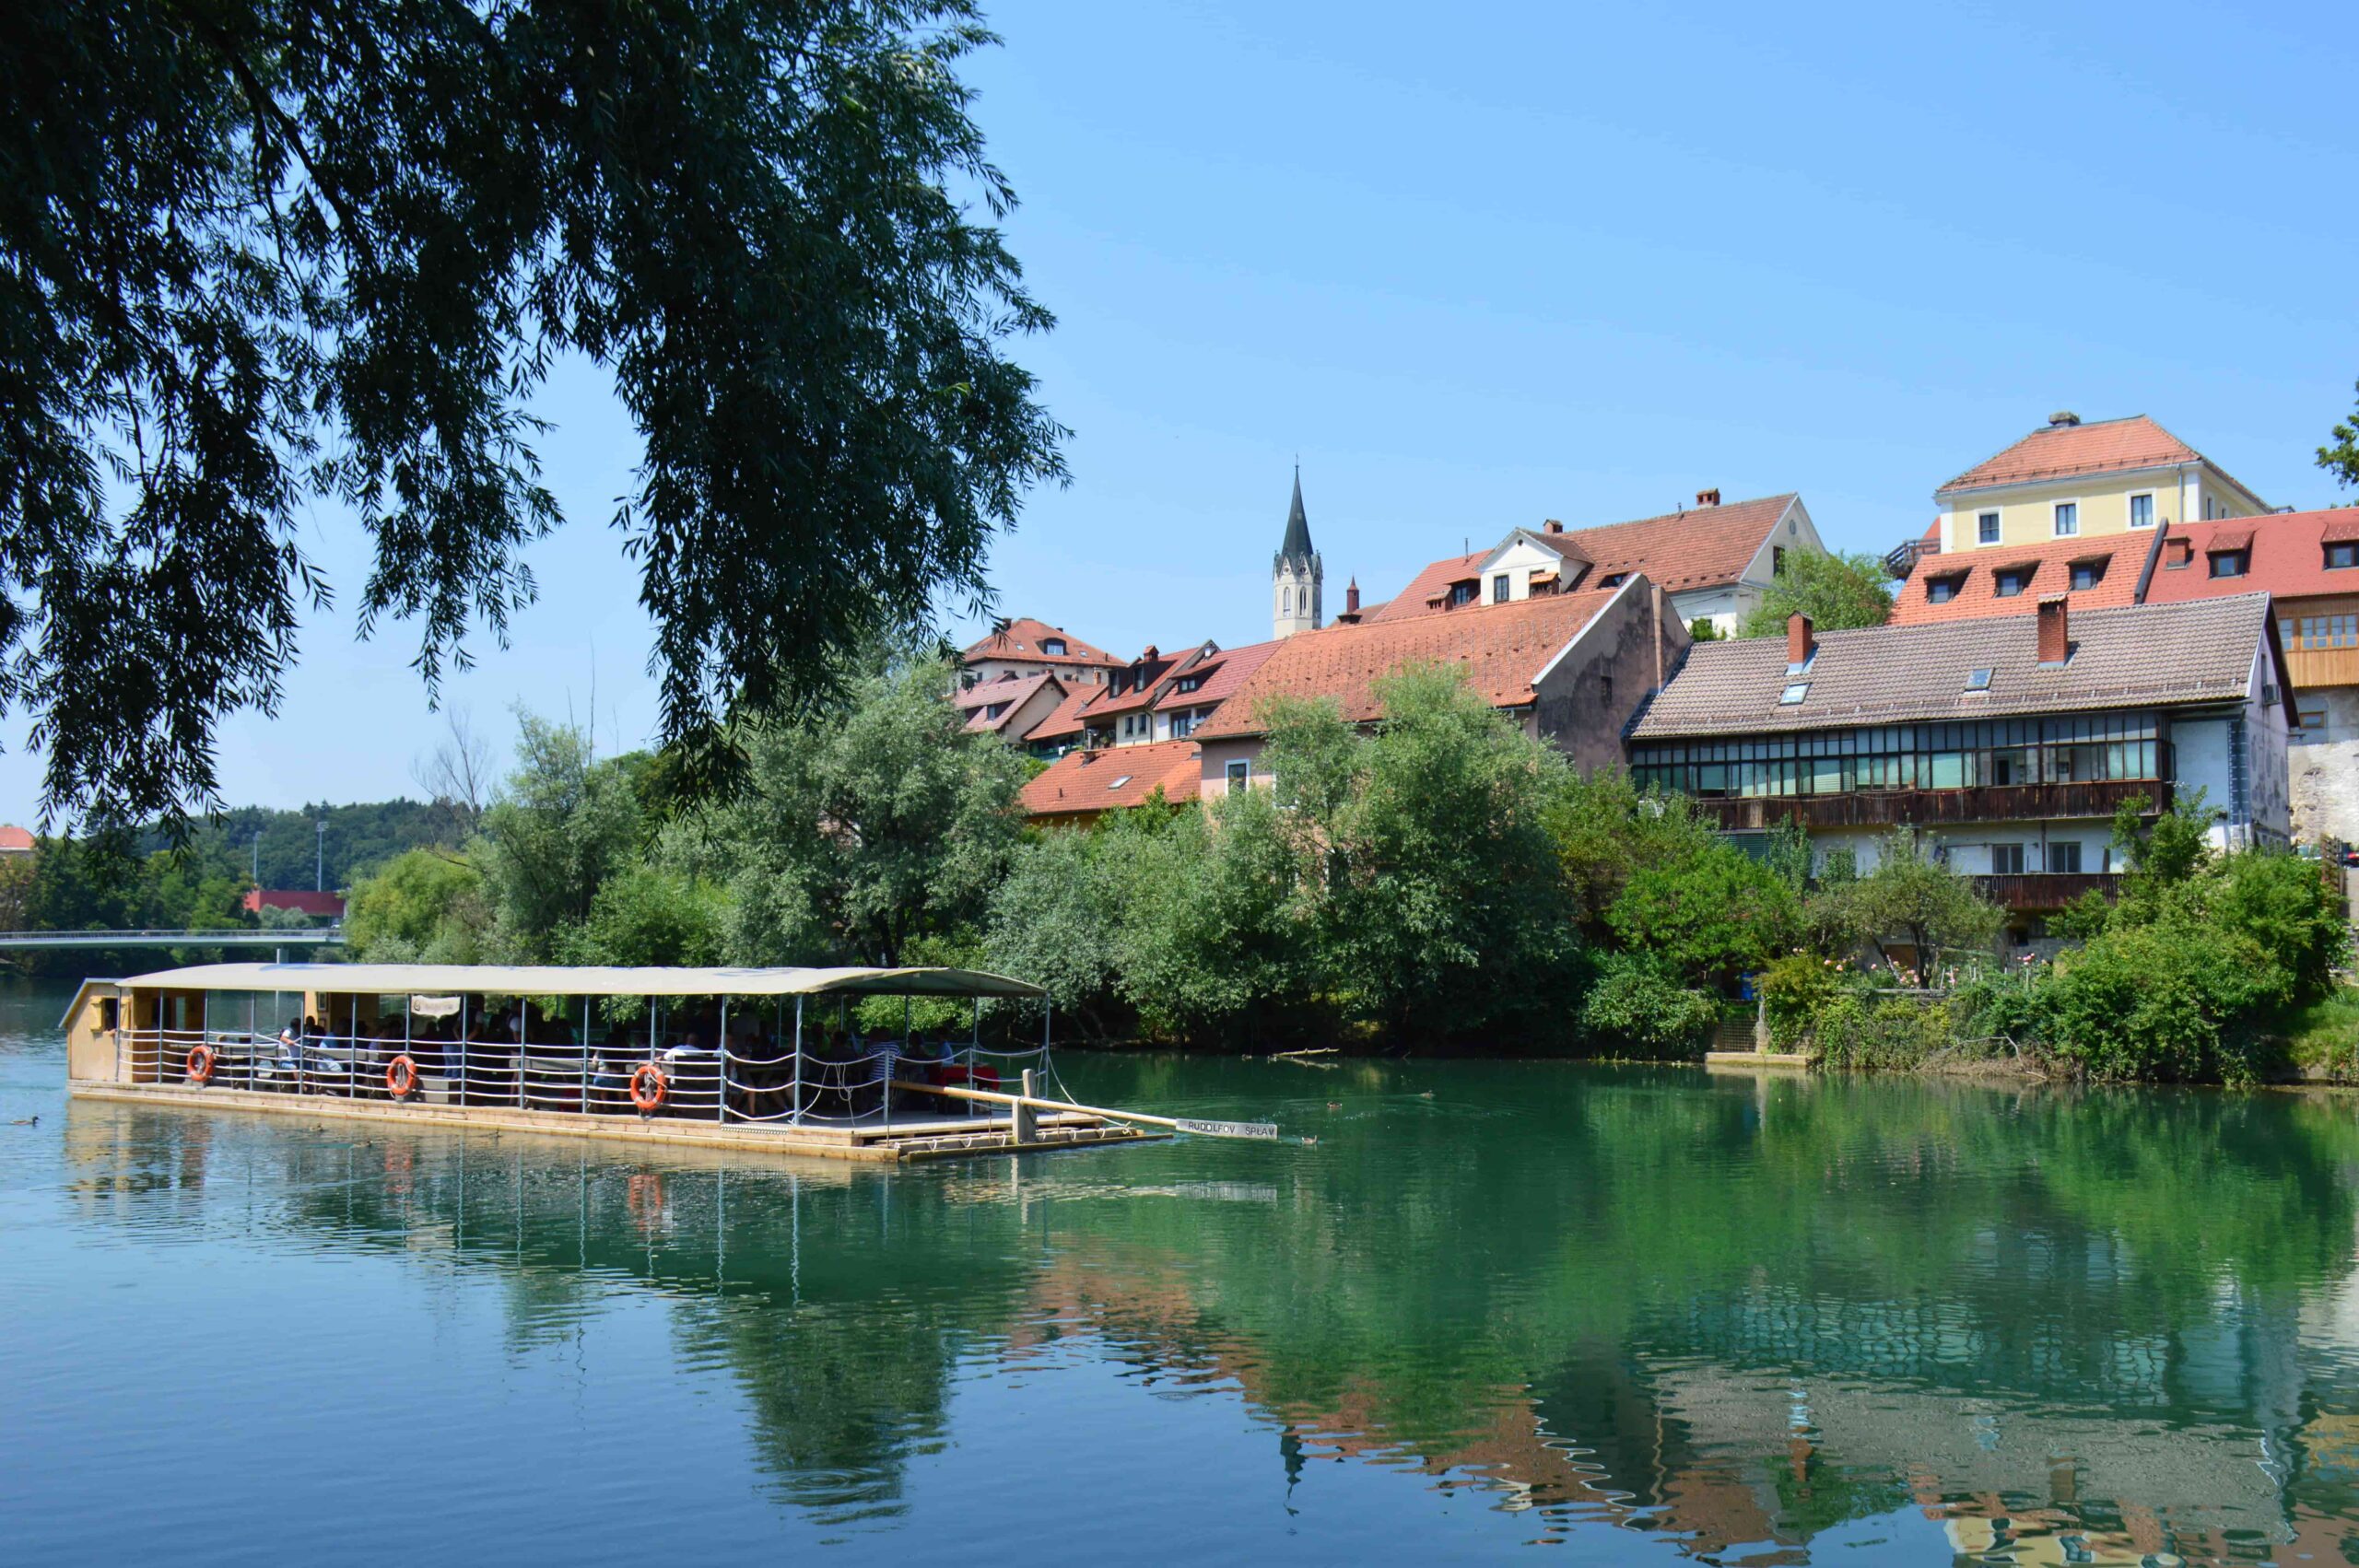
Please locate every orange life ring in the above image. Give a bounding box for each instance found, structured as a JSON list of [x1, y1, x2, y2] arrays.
[[385, 1054, 419, 1100], [185, 1044, 216, 1085], [629, 1062, 669, 1113]]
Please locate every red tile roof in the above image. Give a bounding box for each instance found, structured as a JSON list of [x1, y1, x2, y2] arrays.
[[1027, 684, 1097, 743], [1073, 643, 1213, 720], [2142, 509, 2359, 606], [1373, 496, 1795, 623], [1936, 415, 2204, 495], [1019, 739, 1202, 819], [1887, 530, 2159, 626], [960, 617, 1122, 668], [0, 825, 33, 852], [953, 671, 1061, 734], [242, 889, 347, 918], [1152, 639, 1282, 711], [1194, 586, 1623, 740], [1555, 493, 1797, 595]]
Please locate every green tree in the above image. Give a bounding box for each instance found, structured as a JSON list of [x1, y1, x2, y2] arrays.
[[3, 0, 1066, 825], [2322, 380, 2359, 491], [1607, 839, 1799, 989], [558, 863, 728, 969], [1736, 550, 1895, 638], [476, 715, 648, 960], [1819, 829, 2001, 977], [345, 848, 490, 963], [981, 827, 1130, 1039], [710, 656, 1027, 967], [2207, 849, 2350, 1006], [1261, 664, 1580, 1042]]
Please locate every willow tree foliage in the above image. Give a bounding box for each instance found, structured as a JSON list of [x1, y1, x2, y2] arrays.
[[1, 0, 1065, 824]]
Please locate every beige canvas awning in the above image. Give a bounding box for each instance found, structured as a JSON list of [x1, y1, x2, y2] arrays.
[[108, 962, 1045, 1000]]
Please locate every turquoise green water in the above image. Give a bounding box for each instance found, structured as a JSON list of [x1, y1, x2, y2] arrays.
[[8, 984, 2359, 1564]]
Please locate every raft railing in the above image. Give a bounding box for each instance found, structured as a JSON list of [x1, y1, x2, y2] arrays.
[[113, 1023, 1055, 1131]]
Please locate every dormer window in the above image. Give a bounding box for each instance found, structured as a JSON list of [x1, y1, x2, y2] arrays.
[[1993, 567, 2032, 598], [1176, 674, 1203, 693], [2209, 550, 2248, 579], [1449, 581, 1478, 607], [1925, 572, 1966, 604], [1598, 572, 1627, 589], [2069, 558, 2106, 591], [2327, 542, 2358, 570], [1042, 638, 1066, 656]]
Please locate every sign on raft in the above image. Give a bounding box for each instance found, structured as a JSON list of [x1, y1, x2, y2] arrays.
[[1177, 1117, 1280, 1141]]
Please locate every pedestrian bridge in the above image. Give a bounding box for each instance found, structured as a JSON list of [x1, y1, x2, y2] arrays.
[[0, 928, 345, 951]]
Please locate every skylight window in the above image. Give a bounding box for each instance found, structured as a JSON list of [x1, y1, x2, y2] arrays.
[[1108, 775, 1133, 790], [1966, 668, 1994, 692], [1778, 682, 1810, 706]]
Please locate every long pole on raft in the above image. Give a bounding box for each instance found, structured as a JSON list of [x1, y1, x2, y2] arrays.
[[886, 1079, 1279, 1141], [791, 997, 804, 1127]]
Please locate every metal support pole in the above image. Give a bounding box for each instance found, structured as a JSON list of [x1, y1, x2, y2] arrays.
[[717, 999, 729, 1124], [199, 990, 209, 1090], [791, 997, 804, 1128], [404, 993, 413, 1105], [458, 995, 470, 1108], [518, 996, 527, 1110], [580, 997, 590, 1117], [247, 996, 256, 1089]]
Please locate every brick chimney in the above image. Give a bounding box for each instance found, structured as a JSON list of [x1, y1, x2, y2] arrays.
[[1543, 519, 1565, 534], [2165, 535, 2193, 568], [1786, 613, 1813, 669], [1696, 487, 1722, 508], [1346, 578, 1360, 614], [2036, 595, 2069, 665]]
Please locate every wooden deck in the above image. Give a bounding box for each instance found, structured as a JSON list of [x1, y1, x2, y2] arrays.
[[68, 1081, 1164, 1163]]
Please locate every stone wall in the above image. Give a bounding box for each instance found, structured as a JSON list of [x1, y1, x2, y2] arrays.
[[2291, 686, 2359, 847]]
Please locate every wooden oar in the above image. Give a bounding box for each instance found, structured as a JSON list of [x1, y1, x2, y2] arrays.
[[890, 1081, 1279, 1141]]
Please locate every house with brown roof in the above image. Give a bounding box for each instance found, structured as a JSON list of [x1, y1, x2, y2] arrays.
[[1888, 506, 2359, 844], [1628, 596, 2294, 934], [951, 670, 1069, 743], [958, 617, 1125, 691], [1928, 412, 2270, 562], [0, 825, 33, 858], [1374, 490, 1824, 637], [1194, 577, 1690, 800], [1019, 738, 1203, 827]]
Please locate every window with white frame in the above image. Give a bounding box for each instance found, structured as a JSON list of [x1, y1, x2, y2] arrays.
[[1225, 759, 1250, 790], [1978, 511, 2001, 544], [2128, 494, 2154, 529], [2053, 502, 2078, 537]]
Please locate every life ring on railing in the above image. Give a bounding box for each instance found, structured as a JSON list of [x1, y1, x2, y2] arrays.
[[628, 1062, 669, 1114], [385, 1054, 419, 1101], [185, 1044, 216, 1086]]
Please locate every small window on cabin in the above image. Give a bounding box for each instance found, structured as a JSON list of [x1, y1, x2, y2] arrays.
[[1966, 668, 1994, 692], [2327, 542, 2358, 570], [2070, 559, 2105, 591], [1977, 511, 2001, 544], [2209, 550, 2248, 579], [100, 998, 120, 1032], [1926, 573, 1965, 604], [1779, 682, 1810, 706], [1994, 568, 2029, 598], [1042, 638, 1066, 656]]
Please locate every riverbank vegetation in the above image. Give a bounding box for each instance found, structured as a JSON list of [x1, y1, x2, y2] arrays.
[[24, 646, 2346, 1082]]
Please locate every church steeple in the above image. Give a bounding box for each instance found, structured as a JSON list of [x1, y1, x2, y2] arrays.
[[1272, 465, 1324, 638]]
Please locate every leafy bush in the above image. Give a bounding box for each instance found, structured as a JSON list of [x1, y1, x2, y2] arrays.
[[2028, 920, 2281, 1084], [1755, 953, 1845, 1050], [1606, 840, 1799, 989], [1813, 991, 1970, 1071], [1578, 953, 1720, 1058]]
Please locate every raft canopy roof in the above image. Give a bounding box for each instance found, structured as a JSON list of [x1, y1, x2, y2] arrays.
[[100, 962, 1047, 1001]]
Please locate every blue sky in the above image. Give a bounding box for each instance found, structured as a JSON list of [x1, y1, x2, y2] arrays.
[[9, 0, 2356, 818]]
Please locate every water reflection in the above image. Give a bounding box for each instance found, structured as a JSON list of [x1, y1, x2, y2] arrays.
[[21, 1006, 2359, 1563]]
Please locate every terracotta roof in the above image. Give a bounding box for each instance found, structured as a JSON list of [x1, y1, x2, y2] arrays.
[[953, 671, 1061, 734], [0, 825, 33, 852], [1152, 639, 1281, 711], [1195, 586, 1624, 740], [960, 616, 1122, 668], [1026, 685, 1097, 744], [1556, 493, 1797, 594], [1020, 739, 1202, 818], [1633, 595, 2273, 738], [242, 889, 348, 918], [1887, 529, 2159, 626], [1367, 551, 1487, 623], [1074, 643, 1214, 720], [1936, 415, 2205, 495], [2143, 509, 2359, 606]]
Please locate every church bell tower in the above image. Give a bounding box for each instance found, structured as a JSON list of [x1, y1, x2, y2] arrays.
[[1273, 468, 1323, 638]]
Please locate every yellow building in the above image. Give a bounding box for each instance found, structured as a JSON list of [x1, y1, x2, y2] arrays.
[[1933, 413, 2270, 556]]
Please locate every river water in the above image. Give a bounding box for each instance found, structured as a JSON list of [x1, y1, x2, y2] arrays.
[[7, 984, 2359, 1563]]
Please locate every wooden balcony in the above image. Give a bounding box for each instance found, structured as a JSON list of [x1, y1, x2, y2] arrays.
[[1696, 778, 2170, 833], [1973, 872, 2122, 911]]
